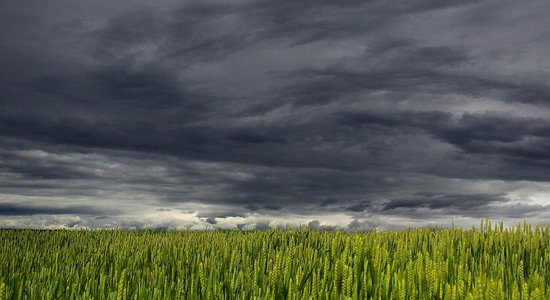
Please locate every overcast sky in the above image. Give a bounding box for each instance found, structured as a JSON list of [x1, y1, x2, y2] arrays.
[[2, 0, 550, 230]]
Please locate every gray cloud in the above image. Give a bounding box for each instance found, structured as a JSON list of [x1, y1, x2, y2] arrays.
[[382, 193, 507, 211], [347, 219, 376, 232], [2, 0, 550, 229], [0, 203, 109, 216]]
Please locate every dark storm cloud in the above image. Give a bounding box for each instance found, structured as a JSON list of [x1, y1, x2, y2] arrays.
[[87, 0, 487, 74], [319, 199, 338, 207], [379, 193, 548, 220], [281, 56, 550, 109], [1, 153, 93, 180], [382, 193, 508, 211], [0, 203, 108, 216], [2, 0, 550, 228], [276, 42, 473, 106], [92, 1, 375, 65], [244, 204, 282, 212], [346, 202, 372, 213], [337, 109, 550, 181]]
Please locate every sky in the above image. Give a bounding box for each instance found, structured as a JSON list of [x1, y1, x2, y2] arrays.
[[2, 0, 550, 230]]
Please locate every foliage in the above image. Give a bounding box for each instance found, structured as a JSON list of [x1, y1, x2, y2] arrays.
[[0, 220, 549, 299]]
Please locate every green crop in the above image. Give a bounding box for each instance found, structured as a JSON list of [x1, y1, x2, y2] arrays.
[[0, 220, 549, 299]]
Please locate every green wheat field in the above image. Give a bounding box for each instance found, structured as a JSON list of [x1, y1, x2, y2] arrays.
[[0, 220, 549, 299]]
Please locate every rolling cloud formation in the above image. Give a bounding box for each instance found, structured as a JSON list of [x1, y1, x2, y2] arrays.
[[2, 0, 550, 229]]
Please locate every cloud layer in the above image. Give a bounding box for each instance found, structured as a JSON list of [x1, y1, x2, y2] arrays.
[[2, 0, 550, 229]]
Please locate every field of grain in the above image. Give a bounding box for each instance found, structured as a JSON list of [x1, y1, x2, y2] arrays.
[[0, 220, 549, 299]]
